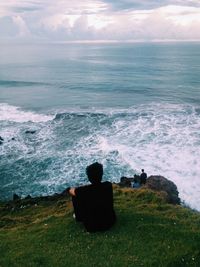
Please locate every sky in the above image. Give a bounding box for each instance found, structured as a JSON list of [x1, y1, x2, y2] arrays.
[[0, 0, 200, 42]]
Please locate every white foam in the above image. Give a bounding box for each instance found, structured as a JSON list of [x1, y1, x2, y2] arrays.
[[0, 103, 54, 123], [78, 103, 200, 211], [1, 102, 200, 211]]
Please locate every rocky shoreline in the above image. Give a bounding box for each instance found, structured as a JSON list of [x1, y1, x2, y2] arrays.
[[0, 175, 180, 213], [118, 175, 180, 205]]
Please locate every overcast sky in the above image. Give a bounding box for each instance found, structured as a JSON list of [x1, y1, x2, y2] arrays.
[[0, 0, 200, 42]]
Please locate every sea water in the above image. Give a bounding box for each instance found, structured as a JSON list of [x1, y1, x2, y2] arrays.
[[0, 42, 200, 211]]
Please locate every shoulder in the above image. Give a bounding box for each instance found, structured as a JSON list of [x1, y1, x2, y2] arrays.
[[75, 184, 92, 194], [101, 181, 113, 190], [101, 181, 112, 186]]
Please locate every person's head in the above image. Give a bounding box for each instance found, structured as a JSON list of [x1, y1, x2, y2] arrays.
[[86, 162, 103, 185], [141, 169, 144, 173]]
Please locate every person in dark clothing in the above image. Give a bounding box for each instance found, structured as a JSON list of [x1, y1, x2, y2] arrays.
[[69, 162, 116, 232], [140, 169, 147, 185]]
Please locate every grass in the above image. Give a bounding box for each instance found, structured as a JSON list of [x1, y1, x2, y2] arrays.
[[0, 185, 200, 267]]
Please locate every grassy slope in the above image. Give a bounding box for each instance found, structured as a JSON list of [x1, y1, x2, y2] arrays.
[[0, 186, 200, 267]]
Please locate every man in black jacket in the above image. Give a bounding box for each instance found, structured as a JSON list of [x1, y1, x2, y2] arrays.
[[140, 169, 147, 185], [69, 162, 116, 232]]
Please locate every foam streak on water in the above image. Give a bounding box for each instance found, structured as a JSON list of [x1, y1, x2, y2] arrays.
[[0, 103, 54, 122], [0, 103, 200, 211]]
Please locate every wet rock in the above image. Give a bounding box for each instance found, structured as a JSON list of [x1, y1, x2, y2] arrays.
[[25, 130, 36, 134], [118, 175, 142, 187], [0, 136, 4, 145], [145, 175, 180, 205], [118, 176, 134, 187], [25, 195, 32, 200], [13, 194, 21, 201]]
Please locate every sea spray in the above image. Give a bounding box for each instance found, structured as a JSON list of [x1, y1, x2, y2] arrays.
[[0, 103, 200, 211]]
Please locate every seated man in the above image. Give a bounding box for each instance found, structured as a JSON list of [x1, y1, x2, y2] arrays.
[[133, 174, 141, 188], [69, 162, 116, 232]]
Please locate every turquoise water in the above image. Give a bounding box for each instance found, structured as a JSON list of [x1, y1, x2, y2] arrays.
[[0, 43, 200, 210]]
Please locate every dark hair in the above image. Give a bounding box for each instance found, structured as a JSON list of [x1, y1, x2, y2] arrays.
[[86, 162, 103, 184], [141, 169, 144, 172]]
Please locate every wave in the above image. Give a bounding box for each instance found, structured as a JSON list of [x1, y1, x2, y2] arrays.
[[0, 103, 54, 123], [49, 103, 200, 211], [52, 103, 199, 125], [1, 102, 200, 211], [0, 80, 47, 87]]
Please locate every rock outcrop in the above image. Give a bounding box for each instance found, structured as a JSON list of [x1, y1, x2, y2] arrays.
[[13, 194, 21, 201], [118, 175, 180, 205], [118, 175, 141, 187], [118, 176, 133, 187], [0, 136, 4, 145], [25, 130, 36, 134], [145, 175, 180, 205], [1, 188, 71, 212], [4, 175, 180, 212]]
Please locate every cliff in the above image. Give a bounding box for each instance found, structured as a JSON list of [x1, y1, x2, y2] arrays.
[[0, 181, 200, 267]]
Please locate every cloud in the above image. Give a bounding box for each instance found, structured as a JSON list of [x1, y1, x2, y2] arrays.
[[0, 16, 20, 37], [92, 5, 200, 41], [102, 0, 200, 11], [0, 15, 30, 39], [0, 0, 200, 42]]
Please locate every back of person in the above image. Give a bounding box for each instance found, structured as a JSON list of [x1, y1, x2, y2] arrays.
[[75, 181, 116, 232], [140, 169, 147, 185]]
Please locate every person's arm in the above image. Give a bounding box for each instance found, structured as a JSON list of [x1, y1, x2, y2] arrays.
[[69, 187, 76, 197]]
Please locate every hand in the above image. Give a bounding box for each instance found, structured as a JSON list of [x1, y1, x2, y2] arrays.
[[69, 188, 76, 197]]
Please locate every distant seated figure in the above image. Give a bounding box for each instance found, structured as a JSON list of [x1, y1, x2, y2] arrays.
[[133, 174, 141, 188], [140, 169, 147, 185], [69, 162, 116, 232]]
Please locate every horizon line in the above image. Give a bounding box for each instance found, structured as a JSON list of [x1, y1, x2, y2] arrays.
[[1, 39, 200, 45]]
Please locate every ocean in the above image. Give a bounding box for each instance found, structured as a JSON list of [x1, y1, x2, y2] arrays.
[[0, 42, 200, 211]]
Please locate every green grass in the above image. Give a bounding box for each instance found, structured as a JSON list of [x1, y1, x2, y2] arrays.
[[0, 186, 200, 267]]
